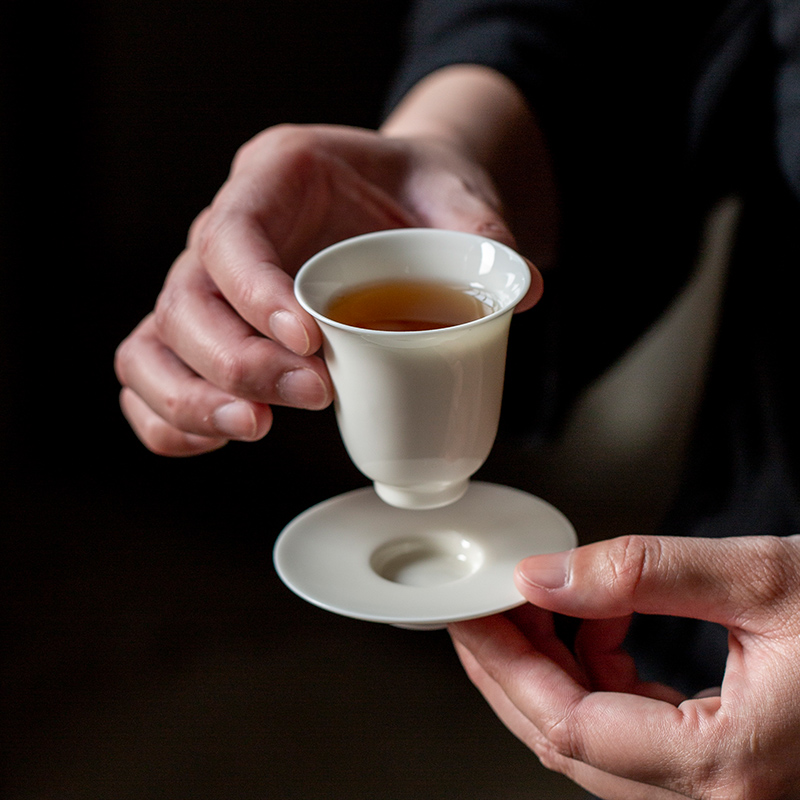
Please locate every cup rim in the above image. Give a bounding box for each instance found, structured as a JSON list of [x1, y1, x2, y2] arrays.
[[294, 228, 531, 336]]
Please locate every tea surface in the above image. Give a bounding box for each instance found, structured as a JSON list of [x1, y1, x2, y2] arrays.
[[326, 279, 492, 331]]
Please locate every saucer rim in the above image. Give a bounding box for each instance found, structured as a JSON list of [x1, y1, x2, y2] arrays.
[[273, 481, 576, 627]]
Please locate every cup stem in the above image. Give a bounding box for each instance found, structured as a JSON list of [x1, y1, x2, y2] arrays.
[[373, 478, 470, 510]]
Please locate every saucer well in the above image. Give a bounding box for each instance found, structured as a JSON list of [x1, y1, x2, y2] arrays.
[[273, 481, 577, 629]]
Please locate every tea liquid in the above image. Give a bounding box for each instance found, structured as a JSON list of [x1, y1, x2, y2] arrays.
[[326, 279, 492, 331]]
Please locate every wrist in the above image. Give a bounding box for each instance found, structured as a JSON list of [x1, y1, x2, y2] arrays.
[[381, 65, 531, 167]]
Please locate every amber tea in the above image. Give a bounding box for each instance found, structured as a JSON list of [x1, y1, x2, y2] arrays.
[[325, 279, 493, 331]]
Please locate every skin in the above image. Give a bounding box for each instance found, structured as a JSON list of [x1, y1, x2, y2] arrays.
[[115, 63, 800, 797]]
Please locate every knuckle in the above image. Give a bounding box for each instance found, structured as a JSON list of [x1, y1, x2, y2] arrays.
[[266, 122, 313, 147], [130, 392, 221, 456], [232, 123, 320, 176], [194, 208, 227, 267], [210, 347, 252, 396], [113, 335, 134, 384], [114, 314, 156, 385], [141, 423, 178, 457], [603, 534, 660, 599], [152, 281, 183, 342], [540, 697, 585, 763], [274, 130, 324, 180], [228, 273, 261, 318], [125, 399, 179, 456], [141, 424, 198, 458], [186, 206, 212, 248], [158, 385, 185, 424], [740, 536, 799, 611], [229, 129, 273, 173]]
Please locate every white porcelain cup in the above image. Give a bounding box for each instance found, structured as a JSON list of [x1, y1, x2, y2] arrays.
[[294, 228, 531, 510]]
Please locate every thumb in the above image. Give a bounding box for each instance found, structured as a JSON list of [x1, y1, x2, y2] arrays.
[[515, 534, 800, 634]]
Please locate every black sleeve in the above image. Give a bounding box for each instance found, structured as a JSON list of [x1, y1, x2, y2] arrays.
[[388, 1, 718, 424], [770, 0, 800, 201], [387, 0, 723, 150], [386, 0, 590, 113]]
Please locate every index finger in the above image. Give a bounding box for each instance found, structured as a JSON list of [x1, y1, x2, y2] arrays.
[[196, 207, 321, 357]]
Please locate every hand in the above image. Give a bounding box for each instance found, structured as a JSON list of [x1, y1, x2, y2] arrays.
[[114, 122, 542, 455], [450, 534, 800, 799]]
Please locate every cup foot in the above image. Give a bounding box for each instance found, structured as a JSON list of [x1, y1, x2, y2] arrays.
[[373, 479, 470, 509]]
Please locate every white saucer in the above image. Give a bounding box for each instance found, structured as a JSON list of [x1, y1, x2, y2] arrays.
[[273, 481, 576, 630]]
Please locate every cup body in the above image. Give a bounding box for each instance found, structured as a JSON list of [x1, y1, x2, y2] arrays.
[[294, 228, 530, 509]]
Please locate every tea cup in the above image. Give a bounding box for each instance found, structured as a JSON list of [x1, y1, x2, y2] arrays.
[[294, 228, 530, 509]]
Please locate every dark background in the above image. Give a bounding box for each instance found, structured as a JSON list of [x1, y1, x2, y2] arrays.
[[2, 2, 588, 797]]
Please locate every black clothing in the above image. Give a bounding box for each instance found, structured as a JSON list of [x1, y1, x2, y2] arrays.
[[389, 0, 800, 696]]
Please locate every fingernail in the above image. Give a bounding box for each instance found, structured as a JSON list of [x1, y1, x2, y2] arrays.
[[212, 400, 258, 439], [517, 550, 572, 590], [277, 368, 330, 409], [270, 310, 311, 356]]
